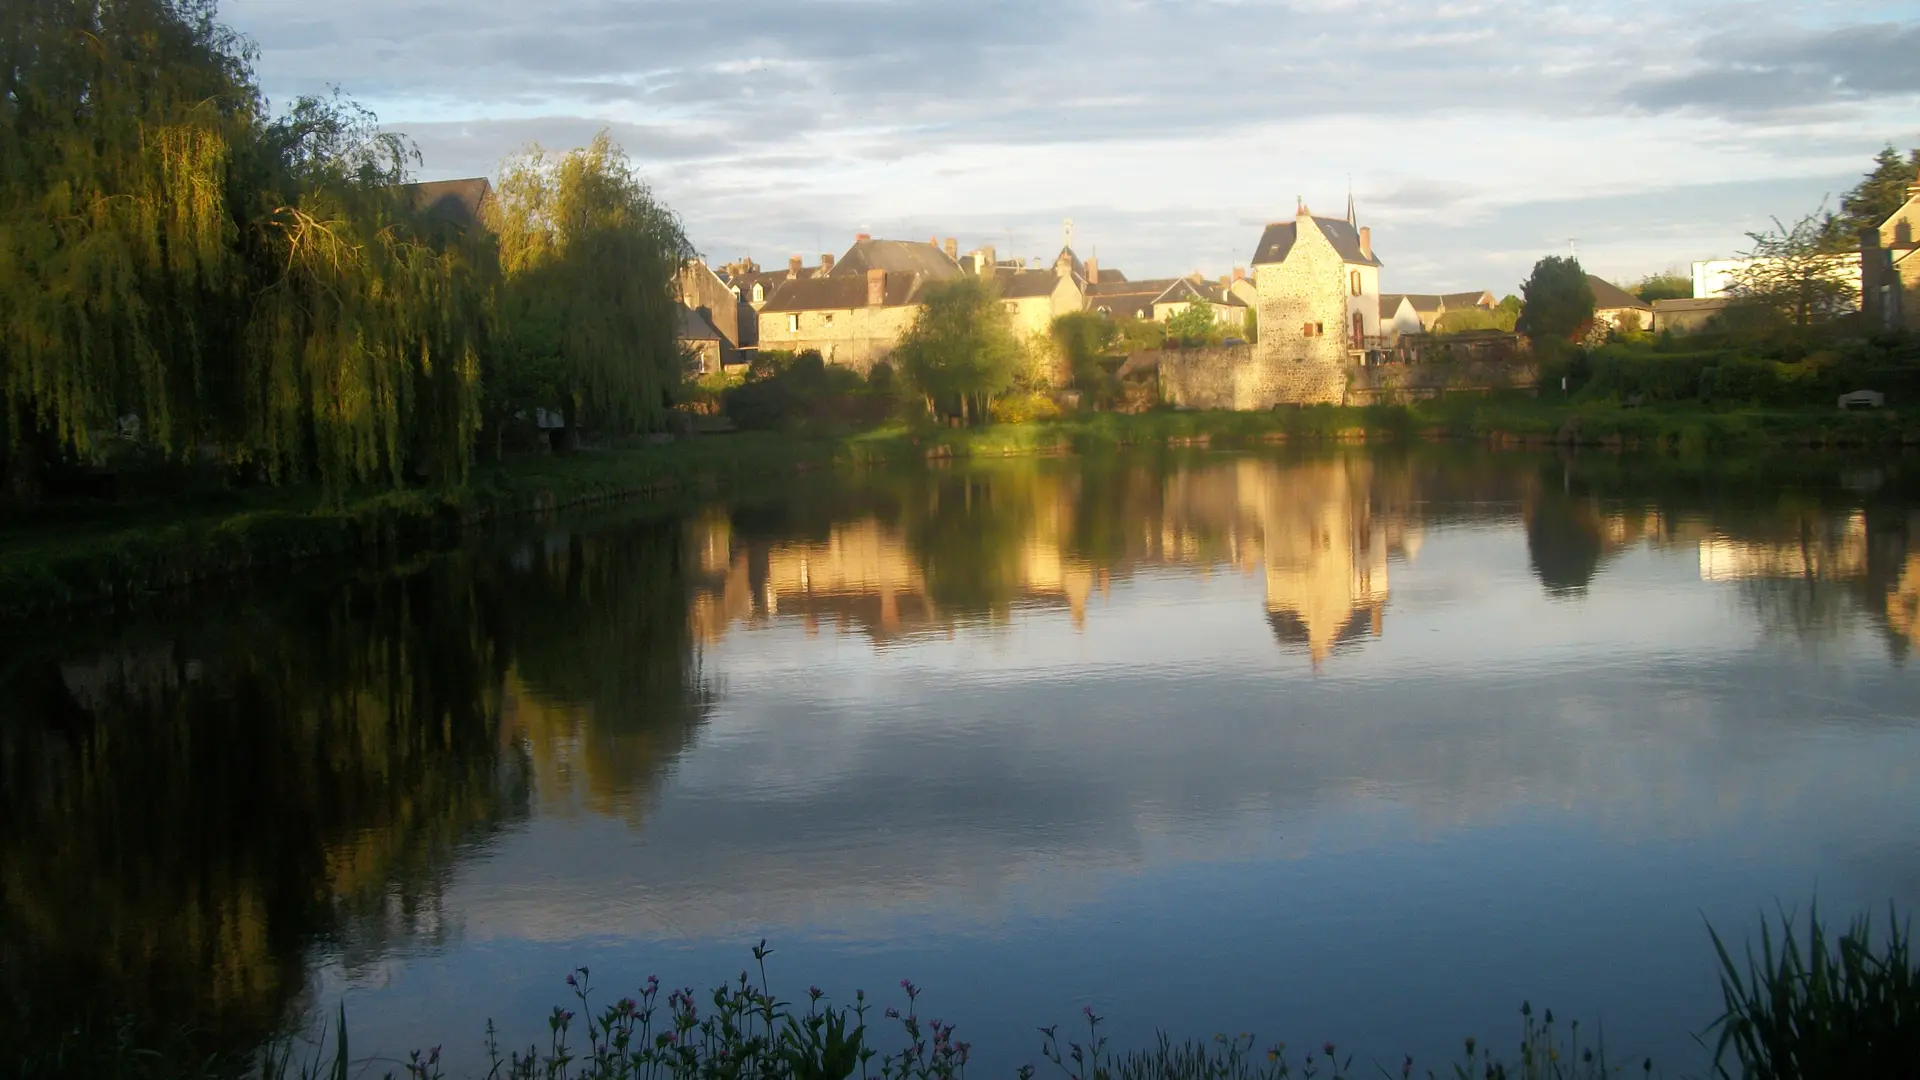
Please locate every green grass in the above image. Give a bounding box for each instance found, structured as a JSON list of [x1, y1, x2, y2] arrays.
[[4, 399, 1915, 620]]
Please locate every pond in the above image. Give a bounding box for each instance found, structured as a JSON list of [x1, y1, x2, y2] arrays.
[[4, 445, 1918, 1076]]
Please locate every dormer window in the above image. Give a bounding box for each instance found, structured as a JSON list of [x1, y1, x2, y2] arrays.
[[730, 285, 741, 299], [752, 283, 766, 303]]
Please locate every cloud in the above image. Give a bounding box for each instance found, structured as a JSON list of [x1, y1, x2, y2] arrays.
[[215, 0, 1920, 287], [1623, 22, 1920, 117]]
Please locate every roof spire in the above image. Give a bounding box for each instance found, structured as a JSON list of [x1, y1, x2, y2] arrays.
[[1346, 175, 1356, 228]]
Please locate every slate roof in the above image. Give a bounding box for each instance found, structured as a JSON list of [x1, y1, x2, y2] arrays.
[[994, 268, 1065, 299], [1441, 290, 1495, 310], [1156, 277, 1247, 307], [1587, 275, 1653, 311], [1380, 294, 1414, 318], [1086, 278, 1176, 318], [1250, 216, 1380, 267], [403, 178, 492, 225], [831, 239, 965, 281], [676, 306, 723, 340], [732, 267, 820, 300], [758, 272, 928, 312]]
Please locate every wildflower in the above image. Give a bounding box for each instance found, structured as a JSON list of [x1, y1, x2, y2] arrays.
[[1520, 1001, 1531, 1018], [1401, 1054, 1412, 1079], [886, 1007, 901, 1019], [1583, 1049, 1594, 1064], [810, 986, 824, 1001], [1544, 1009, 1554, 1025], [1644, 1058, 1653, 1074], [1464, 1037, 1476, 1056], [429, 1046, 442, 1066], [567, 973, 579, 988], [1323, 1041, 1335, 1057]]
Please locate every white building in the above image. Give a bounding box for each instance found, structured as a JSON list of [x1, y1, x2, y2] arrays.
[[1691, 254, 1862, 301]]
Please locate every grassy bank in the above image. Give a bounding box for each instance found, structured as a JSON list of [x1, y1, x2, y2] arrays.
[[4, 398, 1915, 620], [13, 907, 1916, 1080]]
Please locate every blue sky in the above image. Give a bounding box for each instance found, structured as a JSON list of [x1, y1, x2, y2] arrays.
[[223, 0, 1920, 292]]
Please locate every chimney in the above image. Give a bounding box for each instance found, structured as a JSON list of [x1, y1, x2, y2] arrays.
[[1860, 227, 1881, 250], [867, 267, 887, 306], [821, 253, 835, 273], [855, 232, 870, 243], [944, 237, 958, 262], [980, 245, 996, 277], [929, 236, 939, 248], [1086, 257, 1099, 285], [1232, 266, 1245, 282], [1359, 227, 1372, 259], [1219, 274, 1230, 286], [788, 254, 803, 280]]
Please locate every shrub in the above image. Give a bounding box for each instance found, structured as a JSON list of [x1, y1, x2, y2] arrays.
[[989, 391, 1062, 424]]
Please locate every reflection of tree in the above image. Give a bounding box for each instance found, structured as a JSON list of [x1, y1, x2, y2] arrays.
[[0, 567, 531, 1058], [486, 517, 714, 822], [1525, 490, 1607, 597], [899, 466, 1042, 618]]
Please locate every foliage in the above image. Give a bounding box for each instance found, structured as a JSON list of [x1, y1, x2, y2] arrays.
[[1164, 299, 1219, 347], [1724, 211, 1861, 332], [1821, 144, 1920, 249], [1242, 305, 1258, 343], [1434, 306, 1517, 334], [1633, 272, 1693, 303], [485, 133, 694, 437], [988, 391, 1062, 424], [1706, 904, 1918, 1080], [1113, 317, 1167, 354], [1516, 257, 1595, 348], [893, 277, 1021, 425], [720, 351, 880, 432]]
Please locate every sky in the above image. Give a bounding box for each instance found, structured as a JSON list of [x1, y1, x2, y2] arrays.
[[221, 0, 1920, 292]]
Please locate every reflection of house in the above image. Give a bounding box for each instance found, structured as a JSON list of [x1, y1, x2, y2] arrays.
[[1697, 514, 1868, 582], [1587, 276, 1654, 331]]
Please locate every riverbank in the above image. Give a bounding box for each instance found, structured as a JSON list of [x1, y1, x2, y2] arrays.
[[4, 398, 1915, 620]]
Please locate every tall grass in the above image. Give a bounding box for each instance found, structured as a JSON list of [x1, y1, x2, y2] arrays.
[[1704, 904, 1918, 1079]]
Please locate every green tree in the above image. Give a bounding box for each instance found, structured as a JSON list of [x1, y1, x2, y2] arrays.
[[1822, 144, 1920, 248], [486, 132, 693, 445], [894, 276, 1020, 425], [1164, 299, 1218, 346], [0, 0, 491, 499], [1725, 210, 1859, 331], [1515, 256, 1595, 349], [1632, 272, 1692, 302]]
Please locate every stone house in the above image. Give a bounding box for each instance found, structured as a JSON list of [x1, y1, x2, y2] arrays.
[[1864, 166, 1920, 332], [1151, 277, 1249, 331], [1379, 295, 1424, 338], [1249, 202, 1384, 403], [676, 307, 726, 374], [1587, 275, 1654, 331], [1650, 297, 1730, 335], [754, 236, 970, 373], [678, 260, 747, 361], [1086, 278, 1173, 321], [992, 265, 1085, 339]]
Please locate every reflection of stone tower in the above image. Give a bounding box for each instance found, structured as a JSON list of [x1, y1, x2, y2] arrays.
[[1238, 458, 1409, 668]]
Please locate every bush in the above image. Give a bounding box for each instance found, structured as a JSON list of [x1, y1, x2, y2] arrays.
[[989, 390, 1062, 424]]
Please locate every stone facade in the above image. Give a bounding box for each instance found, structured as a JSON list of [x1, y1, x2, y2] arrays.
[[1156, 344, 1264, 409], [678, 261, 745, 357], [1250, 206, 1381, 405], [1871, 169, 1920, 332], [755, 269, 927, 374]]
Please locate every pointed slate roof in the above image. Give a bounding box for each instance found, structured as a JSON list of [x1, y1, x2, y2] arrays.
[[1586, 275, 1652, 311], [994, 268, 1066, 299], [1250, 215, 1380, 267], [1155, 277, 1247, 307], [830, 238, 965, 280], [403, 178, 492, 225], [759, 272, 929, 312]]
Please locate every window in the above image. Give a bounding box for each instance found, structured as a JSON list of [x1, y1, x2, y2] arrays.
[[752, 283, 766, 303], [1302, 322, 1324, 338], [1352, 312, 1365, 346], [1350, 270, 1362, 296], [823, 313, 834, 326], [730, 285, 741, 299], [788, 313, 800, 333]]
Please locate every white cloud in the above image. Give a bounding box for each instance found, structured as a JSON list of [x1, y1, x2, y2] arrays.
[[218, 0, 1920, 289]]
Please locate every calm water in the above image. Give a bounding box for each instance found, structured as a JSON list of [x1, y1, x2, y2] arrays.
[[5, 446, 1920, 1075]]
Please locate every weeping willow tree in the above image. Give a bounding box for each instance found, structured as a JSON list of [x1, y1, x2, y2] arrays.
[[486, 132, 693, 442], [0, 0, 255, 495], [1, 0, 492, 499], [239, 94, 493, 491]]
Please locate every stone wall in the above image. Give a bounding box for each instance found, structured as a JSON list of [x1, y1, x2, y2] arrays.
[[756, 304, 921, 374], [1345, 360, 1539, 404], [1158, 344, 1261, 409]]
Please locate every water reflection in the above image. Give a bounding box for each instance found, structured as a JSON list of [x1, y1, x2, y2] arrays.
[[3, 447, 1919, 1068]]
